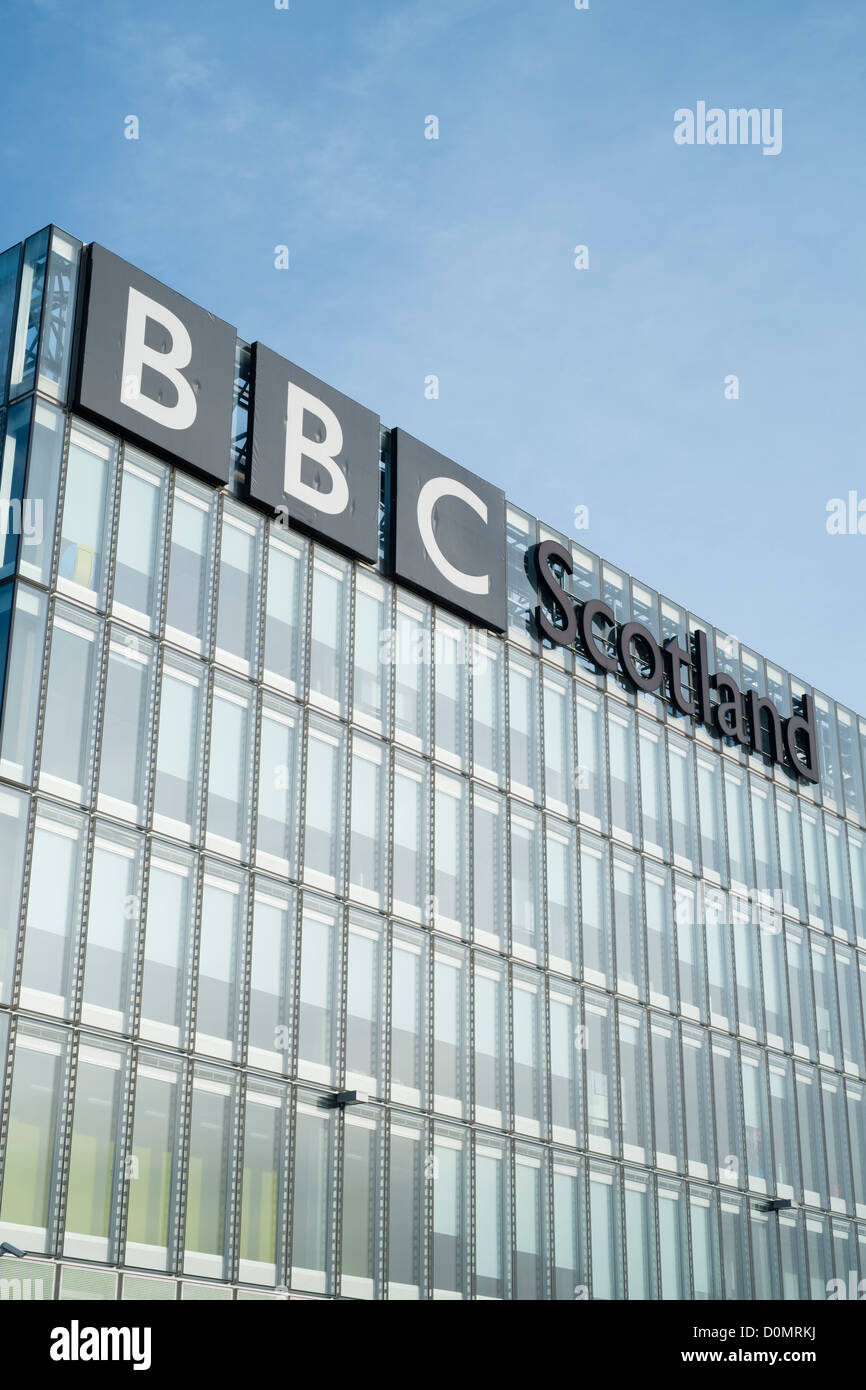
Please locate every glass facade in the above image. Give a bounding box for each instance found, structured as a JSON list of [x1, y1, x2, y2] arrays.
[[1, 227, 866, 1300]]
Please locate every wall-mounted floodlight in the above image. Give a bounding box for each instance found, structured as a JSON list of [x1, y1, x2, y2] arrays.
[[756, 1198, 792, 1213], [318, 1090, 369, 1110], [0, 1242, 26, 1258]]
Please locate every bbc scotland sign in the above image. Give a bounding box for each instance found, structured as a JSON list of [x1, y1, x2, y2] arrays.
[[70, 242, 818, 783]]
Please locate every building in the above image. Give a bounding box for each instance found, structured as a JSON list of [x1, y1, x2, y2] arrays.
[[0, 222, 864, 1302]]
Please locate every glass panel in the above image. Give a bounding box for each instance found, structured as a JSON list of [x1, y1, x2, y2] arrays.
[[393, 596, 430, 753], [205, 675, 253, 858], [214, 506, 260, 673], [36, 230, 80, 400], [639, 720, 668, 860], [125, 1052, 182, 1272], [97, 629, 156, 822], [309, 551, 349, 715], [589, 1162, 622, 1299], [392, 754, 428, 923], [301, 718, 344, 900], [510, 804, 541, 959], [546, 817, 578, 973], [349, 737, 387, 908], [80, 825, 143, 1033], [433, 944, 469, 1119], [20, 803, 87, 1017], [19, 399, 64, 585], [472, 788, 506, 951], [575, 687, 606, 829], [263, 527, 306, 696], [584, 989, 616, 1156], [39, 601, 101, 802], [650, 1016, 683, 1171], [391, 926, 428, 1107], [183, 1065, 237, 1279], [513, 973, 545, 1136], [239, 1078, 287, 1288], [57, 422, 116, 605], [613, 848, 643, 998], [164, 480, 214, 654], [388, 1115, 426, 1299], [543, 671, 574, 815], [0, 1020, 68, 1252], [0, 785, 28, 1003], [0, 583, 47, 783], [8, 227, 48, 400], [345, 912, 385, 1094], [297, 900, 340, 1086], [608, 707, 637, 844], [155, 645, 193, 808], [291, 1097, 335, 1295], [432, 1128, 469, 1298], [434, 617, 469, 769], [140, 845, 195, 1047], [433, 772, 467, 934], [472, 637, 504, 785], [195, 865, 244, 1061], [352, 573, 388, 730], [508, 652, 539, 799], [713, 1038, 744, 1191], [248, 881, 295, 1073], [112, 450, 167, 629], [341, 1108, 382, 1299], [475, 1140, 507, 1300], [618, 1005, 651, 1164], [256, 695, 300, 875], [580, 833, 611, 988], [63, 1038, 126, 1262], [514, 1149, 547, 1299]]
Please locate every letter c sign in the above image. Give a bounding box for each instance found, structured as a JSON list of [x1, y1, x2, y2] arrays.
[[391, 429, 506, 631]]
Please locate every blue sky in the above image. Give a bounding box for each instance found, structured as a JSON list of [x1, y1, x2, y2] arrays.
[[3, 0, 864, 710]]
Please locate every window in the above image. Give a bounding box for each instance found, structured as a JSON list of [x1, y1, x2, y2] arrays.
[[140, 845, 196, 1048], [433, 770, 467, 937], [391, 926, 427, 1108], [352, 572, 389, 731], [0, 1020, 68, 1252], [341, 1107, 382, 1299], [393, 597, 430, 753], [164, 480, 214, 654], [608, 707, 637, 844], [392, 754, 428, 923], [20, 803, 87, 1017], [39, 601, 101, 803], [291, 1097, 335, 1295], [543, 671, 574, 815], [214, 505, 261, 675], [345, 912, 385, 1094], [309, 552, 350, 715], [613, 849, 643, 999], [515, 1148, 547, 1299], [80, 825, 143, 1033], [303, 716, 346, 894], [256, 695, 300, 876], [57, 422, 116, 606], [183, 1065, 237, 1279], [546, 817, 578, 974], [297, 899, 340, 1086], [639, 720, 668, 860], [552, 1154, 585, 1301], [589, 1161, 621, 1299], [125, 1052, 183, 1271], [508, 652, 539, 800], [0, 785, 28, 1003], [472, 638, 505, 785], [248, 881, 295, 1073], [432, 1127, 469, 1298], [0, 583, 47, 783], [651, 1017, 682, 1171], [97, 629, 156, 822], [195, 865, 245, 1062], [349, 736, 387, 908], [433, 944, 469, 1118], [576, 687, 606, 829], [584, 990, 616, 1156], [19, 400, 64, 586], [668, 733, 697, 868], [112, 450, 167, 630], [510, 805, 542, 960], [153, 652, 206, 842], [263, 527, 306, 696], [434, 617, 468, 769], [205, 675, 254, 859], [239, 1079, 288, 1288], [472, 788, 506, 951], [63, 1038, 127, 1262], [713, 1036, 744, 1188], [618, 1005, 650, 1164], [474, 956, 508, 1128], [475, 1140, 508, 1300], [512, 972, 545, 1136], [387, 1115, 426, 1300]]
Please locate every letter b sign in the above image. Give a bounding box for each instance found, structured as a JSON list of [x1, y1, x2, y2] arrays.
[[74, 244, 237, 485]]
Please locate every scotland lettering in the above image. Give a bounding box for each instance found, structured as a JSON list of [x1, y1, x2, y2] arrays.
[[535, 540, 818, 784]]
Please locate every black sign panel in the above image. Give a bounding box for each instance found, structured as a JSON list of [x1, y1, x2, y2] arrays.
[[73, 244, 236, 485], [248, 343, 380, 564], [391, 429, 506, 631]]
